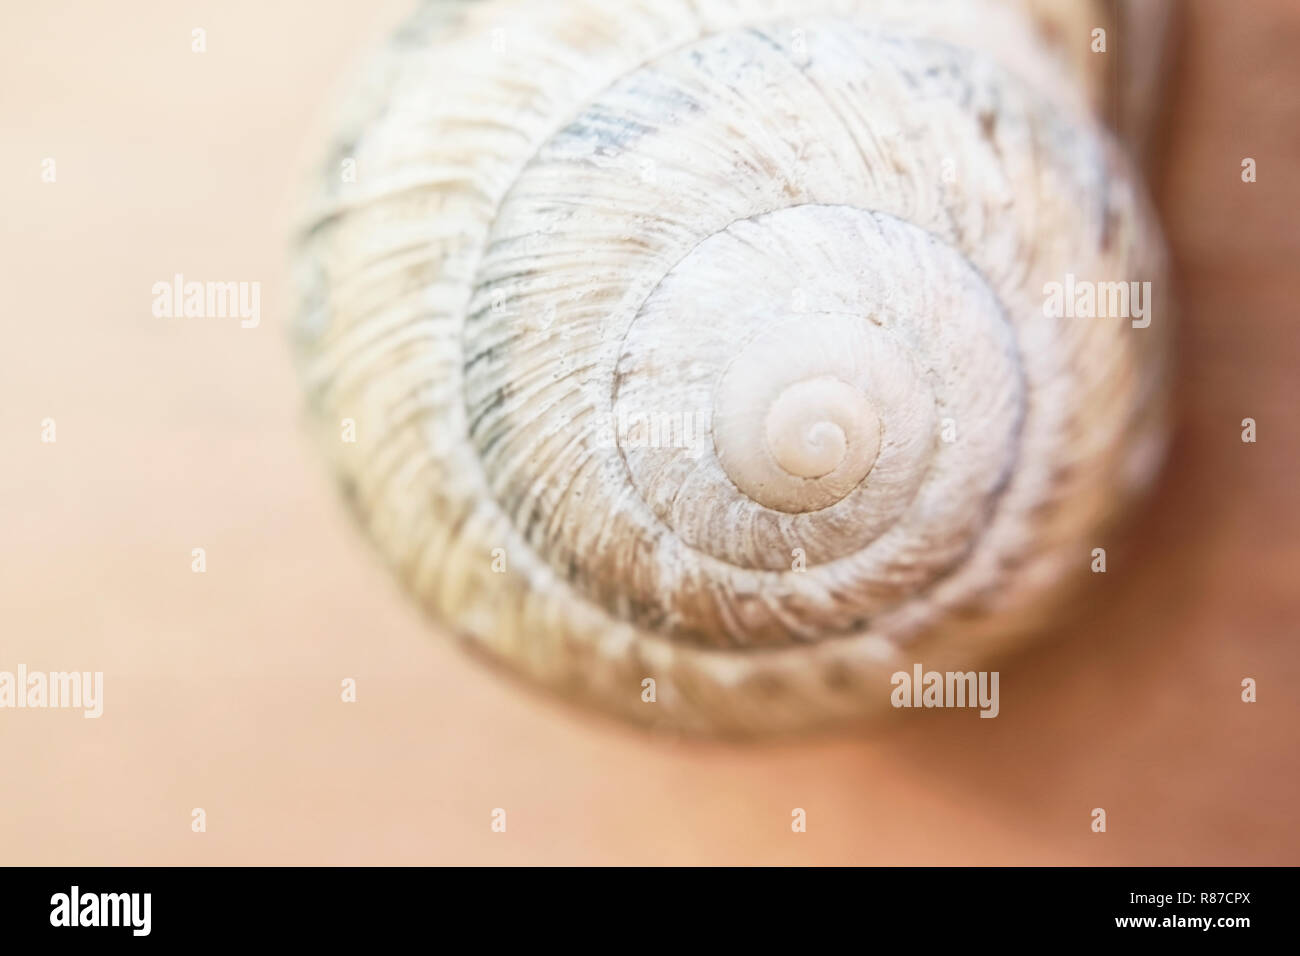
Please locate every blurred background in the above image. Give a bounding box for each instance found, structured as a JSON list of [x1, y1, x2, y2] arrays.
[[1, 0, 1297, 865]]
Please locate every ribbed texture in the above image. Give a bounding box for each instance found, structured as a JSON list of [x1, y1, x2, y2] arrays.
[[294, 0, 1170, 735]]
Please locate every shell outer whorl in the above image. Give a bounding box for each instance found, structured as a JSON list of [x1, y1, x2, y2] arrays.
[[293, 0, 1171, 734]]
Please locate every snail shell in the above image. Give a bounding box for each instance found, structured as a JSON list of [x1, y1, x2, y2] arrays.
[[294, 0, 1171, 735]]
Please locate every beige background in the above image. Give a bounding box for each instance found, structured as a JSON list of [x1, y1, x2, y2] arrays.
[[1, 0, 1296, 865]]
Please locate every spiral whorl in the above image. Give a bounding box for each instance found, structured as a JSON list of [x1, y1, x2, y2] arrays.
[[721, 371, 882, 506], [294, 0, 1170, 734]]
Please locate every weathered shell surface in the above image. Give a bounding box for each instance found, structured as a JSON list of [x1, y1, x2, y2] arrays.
[[295, 0, 1170, 734]]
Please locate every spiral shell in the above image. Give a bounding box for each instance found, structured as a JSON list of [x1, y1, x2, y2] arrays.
[[294, 0, 1171, 734]]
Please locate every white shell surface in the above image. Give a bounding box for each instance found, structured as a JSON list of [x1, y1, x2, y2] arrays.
[[295, 0, 1170, 734]]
